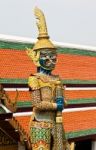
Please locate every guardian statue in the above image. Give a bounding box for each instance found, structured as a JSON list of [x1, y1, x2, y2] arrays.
[[27, 7, 71, 150]]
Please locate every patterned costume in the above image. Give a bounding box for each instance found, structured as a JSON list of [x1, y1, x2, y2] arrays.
[[27, 7, 71, 150], [28, 73, 66, 150]]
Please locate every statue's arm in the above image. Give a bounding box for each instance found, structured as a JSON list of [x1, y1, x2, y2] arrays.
[[28, 76, 57, 110], [31, 90, 57, 110]]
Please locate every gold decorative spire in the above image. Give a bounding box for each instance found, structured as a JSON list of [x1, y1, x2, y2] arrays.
[[34, 7, 48, 38], [32, 7, 56, 51]]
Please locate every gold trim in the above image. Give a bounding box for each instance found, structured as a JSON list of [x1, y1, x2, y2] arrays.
[[56, 116, 62, 123]]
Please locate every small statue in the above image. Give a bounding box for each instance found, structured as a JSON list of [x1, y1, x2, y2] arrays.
[[0, 84, 18, 112], [27, 7, 70, 150]]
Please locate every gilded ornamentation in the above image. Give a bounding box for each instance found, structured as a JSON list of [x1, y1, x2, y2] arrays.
[[28, 7, 71, 150], [26, 48, 40, 66], [34, 7, 48, 38], [0, 84, 18, 112], [70, 142, 75, 150], [28, 76, 40, 90]]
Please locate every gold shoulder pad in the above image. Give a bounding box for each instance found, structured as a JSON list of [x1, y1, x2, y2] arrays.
[[28, 76, 40, 90]]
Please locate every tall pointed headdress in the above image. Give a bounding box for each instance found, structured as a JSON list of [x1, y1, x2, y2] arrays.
[[33, 7, 56, 51]]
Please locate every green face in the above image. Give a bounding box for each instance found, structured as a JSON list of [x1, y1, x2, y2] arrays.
[[39, 49, 57, 70]]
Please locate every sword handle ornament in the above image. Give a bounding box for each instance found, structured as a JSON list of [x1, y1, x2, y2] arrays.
[[55, 83, 64, 123]]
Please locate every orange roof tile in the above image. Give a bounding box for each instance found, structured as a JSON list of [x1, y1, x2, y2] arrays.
[[6, 91, 31, 102], [0, 49, 36, 79], [65, 90, 96, 100], [15, 116, 30, 135], [54, 54, 96, 80], [1, 49, 96, 80], [63, 110, 96, 133]]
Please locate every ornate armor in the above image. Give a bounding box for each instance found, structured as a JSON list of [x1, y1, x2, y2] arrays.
[[28, 73, 66, 150]]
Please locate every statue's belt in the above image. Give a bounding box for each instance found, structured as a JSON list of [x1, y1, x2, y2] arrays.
[[30, 121, 53, 128]]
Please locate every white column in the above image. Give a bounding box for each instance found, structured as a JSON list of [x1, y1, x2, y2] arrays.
[[18, 142, 25, 150], [92, 141, 96, 150]]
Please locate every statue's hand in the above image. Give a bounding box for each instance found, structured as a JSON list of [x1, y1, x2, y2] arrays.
[[56, 97, 64, 111]]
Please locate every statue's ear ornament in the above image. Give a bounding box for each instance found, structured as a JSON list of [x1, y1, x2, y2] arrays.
[[26, 48, 40, 66]]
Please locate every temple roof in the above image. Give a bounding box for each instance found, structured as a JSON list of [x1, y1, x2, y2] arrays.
[[0, 34, 96, 85], [1, 49, 96, 84], [0, 34, 96, 147]]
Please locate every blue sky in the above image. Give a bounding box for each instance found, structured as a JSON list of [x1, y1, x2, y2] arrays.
[[0, 0, 96, 46]]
